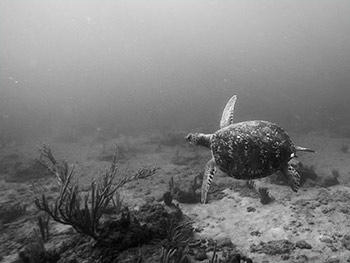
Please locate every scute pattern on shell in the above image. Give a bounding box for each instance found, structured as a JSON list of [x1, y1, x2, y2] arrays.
[[211, 120, 295, 180]]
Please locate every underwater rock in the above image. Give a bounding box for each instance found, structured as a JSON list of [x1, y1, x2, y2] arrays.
[[321, 205, 336, 214], [250, 239, 295, 255], [340, 144, 349, 153], [97, 216, 152, 253], [189, 238, 251, 263], [225, 254, 254, 263], [295, 240, 312, 249], [163, 191, 173, 206], [339, 205, 350, 214], [193, 248, 207, 261], [341, 234, 350, 250], [263, 227, 288, 241], [0, 203, 27, 224], [168, 175, 201, 204], [250, 230, 262, 237], [18, 247, 61, 263], [89, 204, 187, 262], [246, 206, 256, 212], [324, 256, 341, 263], [5, 159, 51, 183], [174, 190, 200, 203], [216, 236, 233, 248], [19, 203, 190, 263], [319, 235, 334, 244], [321, 170, 340, 188]]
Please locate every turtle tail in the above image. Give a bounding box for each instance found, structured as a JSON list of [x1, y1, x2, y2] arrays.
[[295, 146, 316, 153]]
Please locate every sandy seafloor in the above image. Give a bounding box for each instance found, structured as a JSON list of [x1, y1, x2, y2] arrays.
[[0, 130, 350, 263]]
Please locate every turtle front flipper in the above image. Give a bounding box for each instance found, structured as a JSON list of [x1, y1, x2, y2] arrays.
[[281, 164, 300, 192], [220, 95, 237, 129], [201, 158, 217, 204]]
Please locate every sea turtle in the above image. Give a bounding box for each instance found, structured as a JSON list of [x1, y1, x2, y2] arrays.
[[185, 95, 315, 204]]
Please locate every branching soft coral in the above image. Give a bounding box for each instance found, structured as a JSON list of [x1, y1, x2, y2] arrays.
[[34, 143, 156, 239]]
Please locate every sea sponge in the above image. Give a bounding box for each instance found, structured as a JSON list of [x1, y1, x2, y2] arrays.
[[258, 187, 275, 205]]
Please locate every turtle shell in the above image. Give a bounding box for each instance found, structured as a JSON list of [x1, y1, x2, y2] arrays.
[[210, 120, 295, 180]]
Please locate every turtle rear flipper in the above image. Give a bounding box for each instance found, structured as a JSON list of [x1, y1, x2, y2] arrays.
[[201, 158, 217, 204], [281, 164, 300, 192]]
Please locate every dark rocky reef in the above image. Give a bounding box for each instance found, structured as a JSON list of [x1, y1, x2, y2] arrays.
[[17, 203, 190, 263], [166, 174, 202, 204], [190, 237, 253, 263], [91, 204, 187, 262]]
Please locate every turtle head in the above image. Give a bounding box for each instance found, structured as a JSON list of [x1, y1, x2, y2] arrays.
[[185, 133, 211, 148], [185, 133, 199, 145]]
